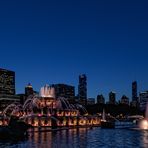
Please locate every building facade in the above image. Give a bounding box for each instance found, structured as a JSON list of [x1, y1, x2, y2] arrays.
[[78, 74, 87, 106], [0, 68, 15, 95], [97, 94, 105, 104], [25, 83, 34, 97], [132, 81, 138, 101], [109, 91, 116, 105], [52, 84, 75, 102], [139, 91, 148, 111], [0, 68, 21, 111], [131, 81, 139, 107], [120, 95, 129, 105]]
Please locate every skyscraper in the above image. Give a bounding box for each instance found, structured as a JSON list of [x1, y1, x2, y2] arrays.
[[132, 81, 138, 101], [131, 81, 139, 107], [97, 94, 105, 104], [120, 95, 129, 105], [0, 68, 15, 95], [139, 91, 148, 111], [109, 91, 116, 105], [52, 84, 75, 99], [0, 68, 20, 111], [25, 83, 34, 97], [78, 74, 87, 106]]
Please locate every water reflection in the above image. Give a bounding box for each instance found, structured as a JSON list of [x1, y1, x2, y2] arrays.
[[0, 128, 148, 148], [27, 128, 89, 148], [141, 131, 148, 148]]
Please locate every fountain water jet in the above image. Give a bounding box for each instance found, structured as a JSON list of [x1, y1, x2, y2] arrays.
[[139, 102, 148, 130], [3, 103, 22, 116]]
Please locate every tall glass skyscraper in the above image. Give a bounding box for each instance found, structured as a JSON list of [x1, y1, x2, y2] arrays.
[[132, 81, 138, 101], [78, 74, 87, 106]]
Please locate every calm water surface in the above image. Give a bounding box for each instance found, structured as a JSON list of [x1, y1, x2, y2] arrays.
[[0, 128, 148, 148]]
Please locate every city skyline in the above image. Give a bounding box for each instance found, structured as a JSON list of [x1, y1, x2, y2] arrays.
[[0, 0, 148, 99], [0, 67, 146, 102], [0, 1, 148, 147]]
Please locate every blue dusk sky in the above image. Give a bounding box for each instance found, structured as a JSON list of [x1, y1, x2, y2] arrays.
[[0, 0, 148, 101]]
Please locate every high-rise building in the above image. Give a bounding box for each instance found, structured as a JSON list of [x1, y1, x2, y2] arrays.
[[132, 81, 138, 101], [78, 74, 87, 106], [109, 91, 116, 104], [18, 83, 34, 105], [25, 83, 34, 97], [0, 68, 20, 111], [139, 91, 148, 111], [52, 84, 75, 99], [0, 68, 15, 95], [97, 94, 105, 104], [131, 81, 139, 107], [120, 95, 129, 105]]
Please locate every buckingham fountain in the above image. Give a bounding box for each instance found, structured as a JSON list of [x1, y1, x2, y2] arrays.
[[0, 85, 100, 128]]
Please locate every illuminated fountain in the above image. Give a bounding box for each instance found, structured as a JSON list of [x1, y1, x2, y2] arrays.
[[139, 102, 148, 130], [1, 85, 100, 128]]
